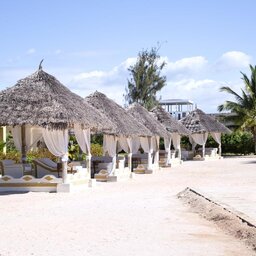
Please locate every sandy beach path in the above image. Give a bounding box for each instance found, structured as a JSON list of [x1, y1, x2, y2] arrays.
[[0, 157, 255, 255]]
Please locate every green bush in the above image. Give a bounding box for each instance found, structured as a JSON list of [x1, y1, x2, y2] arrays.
[[91, 143, 103, 156], [0, 140, 6, 151], [221, 131, 254, 155], [91, 134, 103, 145], [0, 151, 20, 162], [26, 149, 58, 163], [0, 149, 57, 163], [180, 131, 254, 155]]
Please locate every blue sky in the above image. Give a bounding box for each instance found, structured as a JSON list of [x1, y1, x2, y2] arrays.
[[1, 0, 255, 112]]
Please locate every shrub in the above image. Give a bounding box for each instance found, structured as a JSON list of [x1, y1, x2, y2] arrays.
[[91, 143, 103, 156], [0, 149, 58, 163], [0, 151, 21, 162], [0, 140, 6, 151], [180, 131, 254, 155], [221, 131, 254, 155], [26, 149, 58, 163]]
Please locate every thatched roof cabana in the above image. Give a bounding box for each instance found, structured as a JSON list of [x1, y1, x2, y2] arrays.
[[150, 106, 190, 135], [0, 67, 112, 131], [127, 103, 170, 138], [179, 108, 231, 134], [85, 91, 152, 137]]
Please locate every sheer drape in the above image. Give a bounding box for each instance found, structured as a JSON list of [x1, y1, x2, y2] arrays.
[[190, 133, 208, 145], [11, 126, 22, 151], [117, 136, 129, 153], [140, 137, 153, 170], [42, 128, 69, 183], [164, 137, 171, 165], [140, 137, 150, 153], [189, 132, 208, 157], [103, 135, 118, 173], [11, 125, 43, 152], [103, 135, 117, 157], [127, 137, 140, 154], [74, 124, 90, 154], [153, 136, 160, 165], [211, 132, 222, 155], [74, 124, 91, 176], [127, 136, 141, 171], [171, 133, 181, 159], [42, 129, 69, 161]]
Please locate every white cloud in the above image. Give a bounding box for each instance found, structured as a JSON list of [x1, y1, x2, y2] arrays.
[[165, 56, 208, 74], [68, 58, 137, 105], [26, 48, 36, 55], [67, 54, 249, 112], [0, 51, 248, 113], [216, 51, 252, 71]]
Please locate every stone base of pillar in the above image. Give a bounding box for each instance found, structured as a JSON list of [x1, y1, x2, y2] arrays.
[[57, 183, 72, 193], [57, 179, 95, 192], [129, 172, 135, 179], [88, 179, 97, 187]]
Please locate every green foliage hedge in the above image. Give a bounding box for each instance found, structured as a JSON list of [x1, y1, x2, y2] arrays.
[[0, 149, 57, 163], [180, 131, 254, 155], [221, 131, 254, 155]]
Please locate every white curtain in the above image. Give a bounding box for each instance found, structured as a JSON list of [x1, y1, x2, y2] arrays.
[[127, 137, 141, 154], [127, 136, 141, 171], [74, 124, 90, 154], [11, 125, 43, 152], [151, 137, 158, 152], [140, 137, 150, 153], [171, 133, 181, 159], [42, 128, 69, 161], [103, 135, 117, 157], [103, 135, 118, 174], [140, 137, 153, 170], [74, 124, 91, 177], [189, 132, 208, 157], [26, 126, 43, 151], [190, 133, 208, 145], [164, 136, 171, 165], [11, 126, 22, 151], [42, 128, 69, 183], [117, 136, 129, 153], [153, 136, 160, 165], [211, 132, 222, 155]]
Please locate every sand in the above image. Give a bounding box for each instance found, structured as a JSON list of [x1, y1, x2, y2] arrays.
[[0, 157, 255, 255]]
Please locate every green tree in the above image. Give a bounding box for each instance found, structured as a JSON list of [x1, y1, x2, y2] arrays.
[[124, 46, 167, 110], [218, 65, 256, 153]]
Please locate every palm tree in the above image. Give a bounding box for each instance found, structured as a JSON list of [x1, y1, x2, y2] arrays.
[[218, 65, 256, 153]]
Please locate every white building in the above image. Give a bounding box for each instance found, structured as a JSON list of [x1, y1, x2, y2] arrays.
[[159, 99, 194, 120]]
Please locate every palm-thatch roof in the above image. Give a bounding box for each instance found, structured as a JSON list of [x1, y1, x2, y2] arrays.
[[85, 91, 152, 137], [150, 106, 190, 135], [127, 103, 170, 138], [0, 66, 113, 131], [179, 108, 231, 134]]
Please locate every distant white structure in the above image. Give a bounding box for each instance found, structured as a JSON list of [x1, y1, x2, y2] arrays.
[[159, 99, 195, 120]]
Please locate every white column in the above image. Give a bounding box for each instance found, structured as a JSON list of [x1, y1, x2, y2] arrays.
[[154, 150, 159, 168], [218, 144, 222, 157], [62, 160, 68, 184], [86, 154, 92, 178], [166, 148, 171, 165], [128, 153, 132, 172], [148, 150, 153, 170], [202, 143, 205, 158], [111, 154, 116, 175]]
